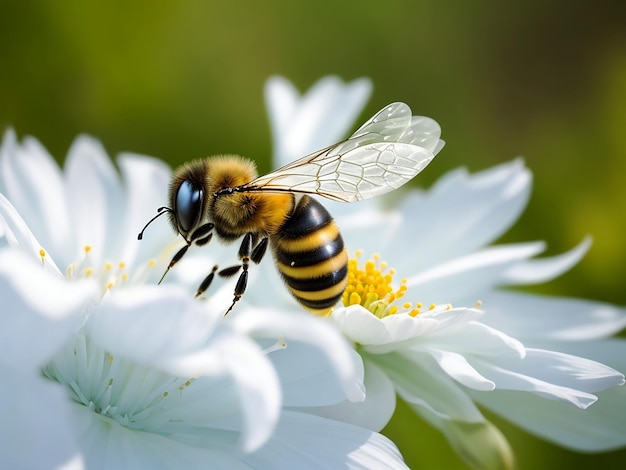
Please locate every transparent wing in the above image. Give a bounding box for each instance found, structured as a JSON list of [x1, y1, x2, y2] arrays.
[[240, 102, 444, 202]]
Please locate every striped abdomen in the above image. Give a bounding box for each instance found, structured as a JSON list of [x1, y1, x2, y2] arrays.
[[271, 195, 348, 315]]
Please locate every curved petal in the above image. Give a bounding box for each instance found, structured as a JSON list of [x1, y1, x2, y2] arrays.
[[265, 75, 372, 165], [247, 411, 408, 470], [298, 359, 396, 432], [0, 249, 95, 369], [70, 404, 253, 469], [0, 366, 83, 470], [116, 152, 174, 267], [373, 350, 484, 422], [86, 286, 281, 453], [0, 131, 74, 261], [404, 242, 546, 305], [478, 291, 626, 341], [471, 385, 626, 452], [232, 307, 365, 403], [0, 194, 62, 275], [472, 348, 624, 408], [364, 159, 532, 274], [64, 135, 122, 266], [501, 236, 592, 285], [426, 349, 495, 391]]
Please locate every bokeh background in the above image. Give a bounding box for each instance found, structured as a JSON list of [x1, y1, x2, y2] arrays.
[[1, 1, 625, 468]]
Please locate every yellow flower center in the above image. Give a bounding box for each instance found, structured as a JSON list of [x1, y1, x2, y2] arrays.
[[342, 250, 422, 318]]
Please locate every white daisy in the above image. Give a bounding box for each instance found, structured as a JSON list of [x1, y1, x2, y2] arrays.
[[251, 75, 626, 468], [0, 130, 410, 469]]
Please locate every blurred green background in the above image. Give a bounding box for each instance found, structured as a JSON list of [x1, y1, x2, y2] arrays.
[[1, 0, 625, 468]]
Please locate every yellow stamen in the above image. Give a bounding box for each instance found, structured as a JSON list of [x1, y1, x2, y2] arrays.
[[342, 251, 412, 318], [39, 248, 46, 263]]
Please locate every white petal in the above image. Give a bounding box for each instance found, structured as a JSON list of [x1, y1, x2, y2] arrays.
[[501, 236, 592, 285], [266, 75, 372, 165], [0, 194, 62, 275], [70, 404, 253, 469], [0, 131, 74, 262], [232, 307, 365, 403], [86, 286, 281, 452], [404, 241, 546, 305], [0, 249, 95, 369], [359, 159, 532, 274], [374, 350, 484, 422], [0, 365, 83, 470], [64, 135, 122, 265], [471, 385, 626, 451], [247, 411, 408, 470], [473, 348, 624, 408], [421, 319, 526, 361], [426, 349, 495, 391], [116, 152, 174, 267], [331, 305, 394, 346], [297, 360, 396, 432], [479, 291, 626, 341]]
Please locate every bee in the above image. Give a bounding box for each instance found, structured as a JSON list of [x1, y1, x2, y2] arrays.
[[138, 102, 443, 315]]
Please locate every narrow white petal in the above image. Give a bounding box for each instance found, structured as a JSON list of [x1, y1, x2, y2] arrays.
[[373, 350, 484, 422], [426, 349, 495, 391], [421, 320, 526, 361], [471, 385, 626, 451], [266, 75, 372, 165], [472, 348, 623, 408], [404, 241, 546, 304], [116, 153, 174, 267], [0, 132, 74, 261], [0, 249, 95, 369], [479, 291, 626, 341], [372, 159, 532, 274], [64, 135, 122, 265], [502, 236, 592, 285], [0, 366, 83, 470], [265, 76, 299, 163], [0, 194, 62, 275]]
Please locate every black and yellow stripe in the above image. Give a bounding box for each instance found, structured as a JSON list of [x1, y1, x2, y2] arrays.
[[272, 196, 348, 314]]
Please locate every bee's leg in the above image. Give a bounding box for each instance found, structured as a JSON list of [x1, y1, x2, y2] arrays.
[[222, 232, 258, 316], [251, 237, 269, 264], [159, 223, 214, 285], [195, 265, 219, 297]]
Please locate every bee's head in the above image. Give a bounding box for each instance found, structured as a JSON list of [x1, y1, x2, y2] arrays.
[[167, 159, 210, 240], [137, 159, 209, 242]]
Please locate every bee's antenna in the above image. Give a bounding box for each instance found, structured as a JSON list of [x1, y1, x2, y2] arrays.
[[137, 207, 172, 240]]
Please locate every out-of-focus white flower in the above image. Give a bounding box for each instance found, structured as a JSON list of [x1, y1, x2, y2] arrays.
[[0, 131, 409, 469], [252, 75, 626, 469]]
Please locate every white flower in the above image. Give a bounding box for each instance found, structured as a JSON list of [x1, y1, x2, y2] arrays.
[[251, 76, 626, 469], [0, 130, 410, 469]]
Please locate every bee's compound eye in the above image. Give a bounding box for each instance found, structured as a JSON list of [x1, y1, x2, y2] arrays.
[[175, 180, 204, 233]]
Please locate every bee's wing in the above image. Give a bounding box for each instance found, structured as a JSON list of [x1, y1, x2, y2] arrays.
[[242, 102, 443, 203]]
